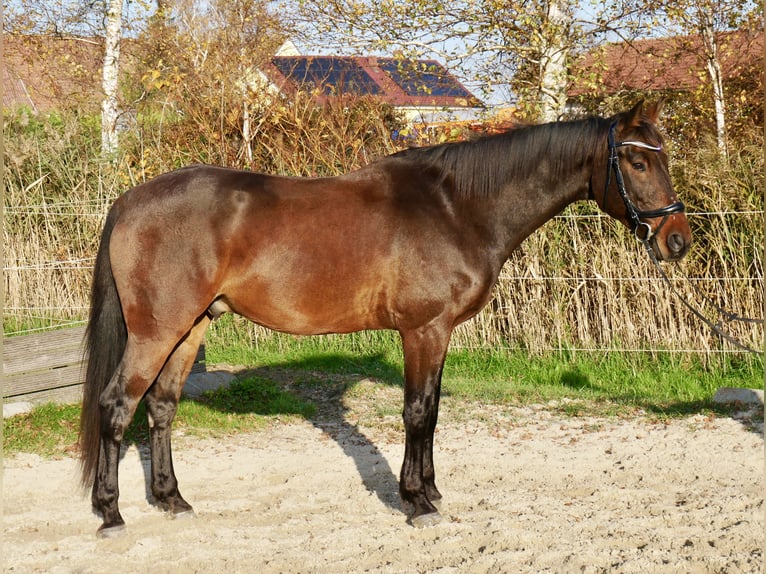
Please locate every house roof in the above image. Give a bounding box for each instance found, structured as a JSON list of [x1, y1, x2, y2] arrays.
[[569, 29, 763, 97], [3, 34, 104, 112], [264, 56, 483, 109], [3, 34, 483, 114]]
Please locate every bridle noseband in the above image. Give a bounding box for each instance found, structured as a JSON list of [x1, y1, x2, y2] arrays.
[[605, 121, 685, 241]]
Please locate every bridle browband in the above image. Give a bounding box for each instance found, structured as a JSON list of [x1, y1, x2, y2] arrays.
[[605, 121, 685, 241]]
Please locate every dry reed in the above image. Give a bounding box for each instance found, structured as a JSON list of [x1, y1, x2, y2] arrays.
[[3, 105, 762, 358]]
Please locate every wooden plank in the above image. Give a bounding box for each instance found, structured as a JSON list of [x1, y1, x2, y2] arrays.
[[2, 327, 206, 401], [4, 330, 204, 375], [4, 326, 86, 375], [4, 346, 84, 376], [9, 384, 84, 406], [192, 343, 206, 374], [4, 364, 84, 398], [4, 356, 206, 398]]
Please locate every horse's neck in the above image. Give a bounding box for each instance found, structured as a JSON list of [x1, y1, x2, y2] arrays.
[[477, 163, 592, 264]]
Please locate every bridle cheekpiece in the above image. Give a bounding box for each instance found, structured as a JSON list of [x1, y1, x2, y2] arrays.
[[605, 121, 685, 241]]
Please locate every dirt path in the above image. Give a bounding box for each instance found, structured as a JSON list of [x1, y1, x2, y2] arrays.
[[3, 387, 763, 573]]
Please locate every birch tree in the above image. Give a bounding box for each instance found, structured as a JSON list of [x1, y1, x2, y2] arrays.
[[5, 0, 141, 155], [662, 0, 741, 158], [698, 7, 728, 157], [636, 0, 760, 158], [534, 0, 573, 121], [101, 0, 123, 156]]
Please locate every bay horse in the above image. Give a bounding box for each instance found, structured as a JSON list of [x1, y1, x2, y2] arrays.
[[79, 100, 690, 537]]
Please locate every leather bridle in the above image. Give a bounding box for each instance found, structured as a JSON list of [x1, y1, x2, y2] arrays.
[[605, 121, 685, 241], [605, 122, 762, 353]]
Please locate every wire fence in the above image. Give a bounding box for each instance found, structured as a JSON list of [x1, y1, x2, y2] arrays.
[[4, 205, 764, 356]]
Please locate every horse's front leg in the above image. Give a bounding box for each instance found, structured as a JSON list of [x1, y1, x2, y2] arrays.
[[423, 375, 443, 506], [399, 324, 451, 528]]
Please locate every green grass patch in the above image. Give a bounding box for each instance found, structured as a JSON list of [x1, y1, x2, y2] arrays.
[[4, 376, 315, 457], [4, 334, 762, 457], [443, 348, 762, 417], [207, 324, 403, 380], [207, 329, 761, 416], [4, 402, 81, 457], [194, 376, 315, 418], [120, 376, 316, 446]]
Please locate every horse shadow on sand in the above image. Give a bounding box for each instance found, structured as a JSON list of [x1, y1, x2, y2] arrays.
[[122, 351, 408, 514], [120, 355, 762, 516]]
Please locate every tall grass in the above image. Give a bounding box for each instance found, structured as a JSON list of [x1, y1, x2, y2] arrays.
[[3, 110, 116, 332], [3, 104, 763, 365]]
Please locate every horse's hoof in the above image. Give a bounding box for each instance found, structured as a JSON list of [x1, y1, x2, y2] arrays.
[[97, 523, 126, 539], [411, 511, 442, 528], [169, 509, 196, 520]]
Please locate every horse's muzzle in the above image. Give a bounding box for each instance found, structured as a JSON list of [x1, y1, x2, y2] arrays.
[[653, 228, 691, 262], [667, 232, 689, 259]]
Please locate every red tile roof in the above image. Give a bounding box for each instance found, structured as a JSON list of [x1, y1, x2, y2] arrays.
[[263, 56, 483, 109], [569, 29, 763, 97]]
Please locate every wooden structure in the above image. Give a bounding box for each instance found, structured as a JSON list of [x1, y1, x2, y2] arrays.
[[3, 327, 205, 405]]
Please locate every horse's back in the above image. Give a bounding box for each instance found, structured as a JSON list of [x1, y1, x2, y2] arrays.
[[106, 163, 493, 337]]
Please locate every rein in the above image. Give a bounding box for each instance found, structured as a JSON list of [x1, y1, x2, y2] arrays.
[[638, 237, 764, 354], [604, 123, 762, 354], [605, 121, 685, 241]]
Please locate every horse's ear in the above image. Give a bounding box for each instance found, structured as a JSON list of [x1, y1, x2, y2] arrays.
[[625, 100, 645, 127], [624, 99, 664, 127], [644, 98, 665, 123]]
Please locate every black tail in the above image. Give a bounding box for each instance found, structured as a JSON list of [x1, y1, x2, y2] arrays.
[[79, 205, 126, 488]]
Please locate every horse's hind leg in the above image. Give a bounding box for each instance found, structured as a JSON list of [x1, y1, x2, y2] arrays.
[[144, 315, 211, 517], [93, 338, 176, 537]]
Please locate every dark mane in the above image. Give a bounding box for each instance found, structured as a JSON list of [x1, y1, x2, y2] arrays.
[[391, 117, 607, 199]]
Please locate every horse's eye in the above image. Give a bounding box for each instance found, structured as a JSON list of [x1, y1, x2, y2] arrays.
[[632, 162, 646, 172]]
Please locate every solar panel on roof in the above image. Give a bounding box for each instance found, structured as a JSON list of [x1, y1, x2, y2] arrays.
[[378, 59, 474, 99], [272, 57, 382, 96]]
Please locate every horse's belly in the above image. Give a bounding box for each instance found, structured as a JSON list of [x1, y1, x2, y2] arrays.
[[226, 277, 393, 335]]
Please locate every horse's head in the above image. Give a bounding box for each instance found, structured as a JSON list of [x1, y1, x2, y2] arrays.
[[597, 100, 691, 262]]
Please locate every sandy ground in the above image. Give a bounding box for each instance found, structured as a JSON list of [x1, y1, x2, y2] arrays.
[[3, 380, 764, 574]]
